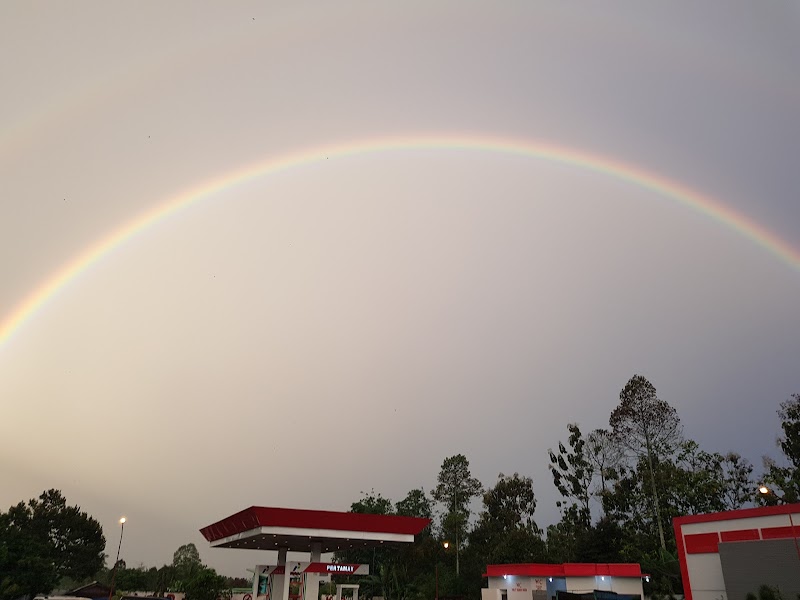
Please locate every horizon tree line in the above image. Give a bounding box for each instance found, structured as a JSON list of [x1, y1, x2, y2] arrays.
[[2, 377, 799, 600]]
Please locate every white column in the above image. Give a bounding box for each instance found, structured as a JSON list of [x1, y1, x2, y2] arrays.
[[272, 548, 290, 600], [304, 542, 322, 600]]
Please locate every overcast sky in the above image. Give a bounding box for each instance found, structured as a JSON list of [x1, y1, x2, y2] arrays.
[[1, 1, 799, 577]]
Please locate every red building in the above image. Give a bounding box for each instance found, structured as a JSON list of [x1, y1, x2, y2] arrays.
[[673, 503, 800, 600]]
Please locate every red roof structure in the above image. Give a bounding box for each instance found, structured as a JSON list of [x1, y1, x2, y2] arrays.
[[200, 506, 431, 553]]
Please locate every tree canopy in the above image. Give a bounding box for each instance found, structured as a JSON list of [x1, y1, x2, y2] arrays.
[[0, 489, 105, 600]]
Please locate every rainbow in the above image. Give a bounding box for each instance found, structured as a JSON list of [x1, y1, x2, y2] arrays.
[[1, 134, 798, 350]]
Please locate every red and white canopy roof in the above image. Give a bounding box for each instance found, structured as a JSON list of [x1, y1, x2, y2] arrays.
[[200, 506, 431, 553]]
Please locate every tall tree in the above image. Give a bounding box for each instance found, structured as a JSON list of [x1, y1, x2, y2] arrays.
[[609, 375, 682, 553], [762, 394, 800, 502], [431, 454, 482, 576], [548, 423, 594, 528]]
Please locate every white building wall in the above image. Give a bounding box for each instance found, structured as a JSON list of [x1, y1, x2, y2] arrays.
[[508, 590, 531, 600], [683, 553, 726, 599], [565, 577, 595, 594], [488, 577, 506, 589], [498, 574, 534, 600], [611, 578, 644, 597], [593, 577, 613, 592]]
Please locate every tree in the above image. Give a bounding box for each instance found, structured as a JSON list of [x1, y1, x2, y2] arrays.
[[350, 490, 394, 515], [610, 375, 682, 553], [654, 440, 732, 518], [183, 566, 229, 600], [470, 473, 544, 564], [431, 454, 483, 576], [116, 565, 148, 593], [335, 490, 396, 597], [720, 452, 755, 509], [548, 423, 594, 528], [153, 565, 177, 597], [380, 489, 439, 600], [480, 473, 539, 532], [586, 428, 625, 505], [666, 442, 753, 514], [395, 489, 432, 521], [746, 585, 786, 600], [463, 474, 544, 600], [762, 394, 800, 502], [546, 516, 624, 564], [0, 503, 56, 600], [173, 543, 202, 589], [0, 490, 105, 600]]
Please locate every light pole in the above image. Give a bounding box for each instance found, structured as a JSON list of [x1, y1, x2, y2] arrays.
[[437, 541, 450, 600], [109, 517, 126, 600], [453, 488, 459, 577]]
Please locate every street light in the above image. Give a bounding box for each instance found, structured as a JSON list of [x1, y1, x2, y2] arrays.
[[109, 517, 127, 600], [437, 541, 451, 600], [758, 484, 783, 506], [453, 490, 459, 577]]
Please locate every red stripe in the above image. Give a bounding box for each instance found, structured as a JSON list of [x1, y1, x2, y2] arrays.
[[684, 532, 720, 554], [761, 525, 800, 540], [720, 529, 760, 542]]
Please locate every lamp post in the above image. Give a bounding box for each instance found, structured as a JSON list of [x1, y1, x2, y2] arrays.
[[454, 489, 459, 577], [437, 541, 450, 600], [109, 517, 126, 600]]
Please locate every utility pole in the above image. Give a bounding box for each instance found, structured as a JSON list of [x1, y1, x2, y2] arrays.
[[455, 486, 459, 576]]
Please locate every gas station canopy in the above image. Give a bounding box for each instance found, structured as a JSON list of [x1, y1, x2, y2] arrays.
[[200, 506, 431, 553]]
